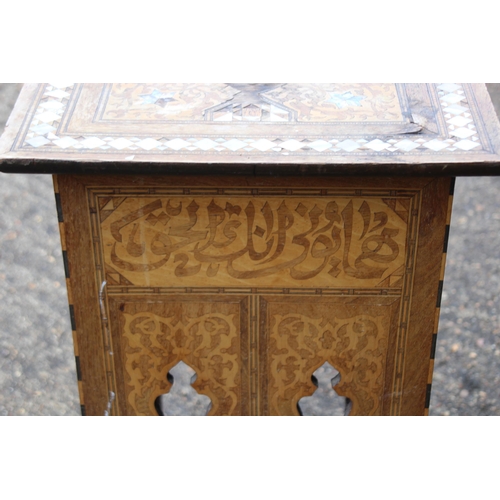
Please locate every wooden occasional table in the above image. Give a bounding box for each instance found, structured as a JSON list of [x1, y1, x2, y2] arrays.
[[1, 83, 500, 416]]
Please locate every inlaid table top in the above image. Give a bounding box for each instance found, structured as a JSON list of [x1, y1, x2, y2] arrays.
[[1, 83, 500, 175]]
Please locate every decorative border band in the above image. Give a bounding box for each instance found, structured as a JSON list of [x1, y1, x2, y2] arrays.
[[19, 84, 483, 156]]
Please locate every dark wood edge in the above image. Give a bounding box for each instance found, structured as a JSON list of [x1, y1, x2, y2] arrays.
[[2, 158, 500, 176], [382, 299, 404, 415], [48, 173, 439, 191], [57, 174, 109, 416], [401, 177, 452, 415]]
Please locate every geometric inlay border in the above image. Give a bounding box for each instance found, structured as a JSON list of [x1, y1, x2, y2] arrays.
[[18, 83, 484, 156]]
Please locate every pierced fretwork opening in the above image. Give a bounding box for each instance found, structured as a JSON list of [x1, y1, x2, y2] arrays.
[[298, 361, 352, 416], [155, 361, 212, 416]]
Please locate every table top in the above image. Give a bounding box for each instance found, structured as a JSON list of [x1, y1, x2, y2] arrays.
[[1, 83, 500, 175]]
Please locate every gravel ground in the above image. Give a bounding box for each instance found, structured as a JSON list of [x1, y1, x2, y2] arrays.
[[0, 84, 78, 415], [1, 83, 499, 416]]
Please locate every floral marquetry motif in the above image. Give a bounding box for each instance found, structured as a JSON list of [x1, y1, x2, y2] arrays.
[[110, 298, 248, 416], [260, 296, 400, 416], [103, 83, 403, 123]]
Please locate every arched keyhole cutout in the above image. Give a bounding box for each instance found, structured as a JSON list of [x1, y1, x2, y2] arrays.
[[155, 361, 212, 416], [298, 361, 352, 416]]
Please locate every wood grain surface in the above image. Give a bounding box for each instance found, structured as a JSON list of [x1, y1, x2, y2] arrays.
[[1, 84, 500, 175], [56, 174, 452, 415]]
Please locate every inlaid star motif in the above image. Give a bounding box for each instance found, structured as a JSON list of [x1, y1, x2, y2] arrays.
[[327, 91, 365, 109], [225, 83, 283, 106], [139, 89, 176, 107], [204, 83, 295, 122]]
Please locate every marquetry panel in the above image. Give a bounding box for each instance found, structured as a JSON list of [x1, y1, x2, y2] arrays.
[[91, 185, 420, 415], [259, 296, 400, 416], [90, 187, 418, 290], [3, 84, 500, 174], [108, 295, 250, 416], [55, 174, 451, 416]]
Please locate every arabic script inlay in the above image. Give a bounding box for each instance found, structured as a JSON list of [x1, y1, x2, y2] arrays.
[[100, 196, 409, 288]]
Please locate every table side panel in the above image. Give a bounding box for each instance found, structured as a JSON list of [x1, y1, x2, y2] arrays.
[[56, 174, 451, 415]]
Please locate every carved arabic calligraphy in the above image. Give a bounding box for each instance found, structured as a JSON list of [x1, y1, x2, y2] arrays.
[[100, 196, 408, 288]]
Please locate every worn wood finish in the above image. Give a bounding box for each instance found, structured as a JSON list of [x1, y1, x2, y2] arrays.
[[55, 175, 111, 415], [1, 84, 500, 175], [260, 295, 401, 416], [56, 174, 453, 415], [109, 295, 249, 416], [4, 83, 499, 416], [99, 193, 409, 289]]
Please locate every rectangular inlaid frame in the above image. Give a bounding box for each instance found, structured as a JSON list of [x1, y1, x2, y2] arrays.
[[88, 185, 421, 291]]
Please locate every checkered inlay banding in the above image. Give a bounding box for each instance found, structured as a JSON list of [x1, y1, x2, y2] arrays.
[[21, 84, 482, 155]]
